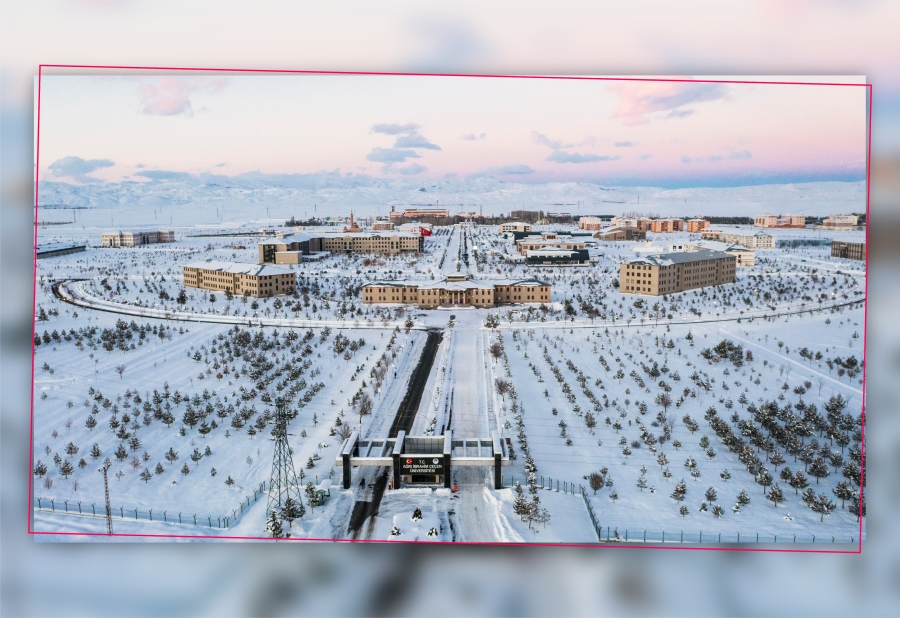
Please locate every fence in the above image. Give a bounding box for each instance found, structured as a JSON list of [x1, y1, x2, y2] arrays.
[[33, 480, 269, 531], [503, 475, 858, 545]]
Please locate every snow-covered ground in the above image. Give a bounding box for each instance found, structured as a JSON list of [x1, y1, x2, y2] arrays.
[[31, 206, 866, 543]]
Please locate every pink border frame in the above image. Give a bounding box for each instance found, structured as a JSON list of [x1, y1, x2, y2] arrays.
[[30, 66, 871, 551]]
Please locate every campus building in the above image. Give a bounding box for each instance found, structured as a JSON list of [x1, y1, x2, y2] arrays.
[[831, 240, 865, 261], [258, 232, 325, 264], [686, 218, 710, 233], [36, 242, 86, 259], [499, 222, 534, 234], [578, 217, 605, 231], [525, 248, 590, 266], [183, 261, 296, 297], [320, 231, 424, 255], [619, 250, 737, 296], [371, 220, 395, 231], [754, 214, 805, 228], [822, 214, 859, 230], [593, 226, 646, 241], [649, 218, 685, 233], [701, 229, 775, 249], [515, 232, 586, 255], [362, 274, 551, 308], [101, 230, 175, 247], [676, 240, 756, 266], [389, 208, 450, 220]]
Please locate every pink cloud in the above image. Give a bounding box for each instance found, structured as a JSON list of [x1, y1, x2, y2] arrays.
[[607, 81, 727, 125], [137, 77, 228, 117]]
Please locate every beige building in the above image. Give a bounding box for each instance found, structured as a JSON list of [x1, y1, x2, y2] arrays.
[[183, 261, 296, 297], [258, 232, 325, 264], [101, 230, 175, 247], [679, 240, 756, 266], [686, 218, 710, 233], [515, 232, 586, 255], [594, 226, 646, 241], [362, 274, 551, 308], [499, 222, 533, 234], [578, 217, 605, 231], [754, 214, 805, 228], [390, 208, 450, 220], [831, 241, 865, 261], [702, 229, 775, 249], [822, 214, 859, 230], [620, 250, 737, 296], [371, 221, 395, 231], [320, 232, 423, 255]]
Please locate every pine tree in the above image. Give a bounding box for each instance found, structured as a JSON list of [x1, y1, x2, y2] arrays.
[[225, 476, 235, 487], [60, 460, 74, 479], [305, 481, 317, 510], [756, 469, 773, 494], [65, 442, 79, 456], [699, 501, 708, 512], [165, 447, 178, 463], [679, 505, 689, 517], [801, 486, 817, 506], [90, 444, 101, 459], [736, 489, 751, 506], [779, 466, 793, 484], [720, 470, 731, 482], [671, 479, 687, 501], [513, 482, 529, 519], [849, 491, 866, 521], [85, 416, 97, 431], [140, 468, 153, 483], [155, 462, 164, 474], [705, 486, 717, 502], [790, 469, 809, 495], [833, 481, 853, 508], [636, 476, 648, 491], [281, 497, 304, 527], [712, 504, 724, 518], [181, 463, 190, 475], [266, 510, 286, 538], [33, 460, 47, 477], [808, 457, 830, 483], [811, 492, 836, 522], [767, 483, 785, 507]]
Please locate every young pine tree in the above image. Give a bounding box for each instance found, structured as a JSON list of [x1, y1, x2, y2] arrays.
[[736, 489, 751, 506], [767, 483, 785, 507], [281, 497, 304, 527], [266, 510, 286, 538]]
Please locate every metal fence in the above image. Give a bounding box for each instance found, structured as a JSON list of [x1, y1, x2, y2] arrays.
[[503, 475, 859, 545], [33, 480, 269, 530]]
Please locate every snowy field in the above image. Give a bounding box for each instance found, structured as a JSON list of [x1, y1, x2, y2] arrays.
[[31, 202, 866, 543]]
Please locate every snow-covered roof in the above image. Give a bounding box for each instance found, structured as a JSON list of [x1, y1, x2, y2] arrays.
[[37, 242, 86, 253], [362, 280, 421, 288], [259, 231, 322, 245], [688, 240, 753, 252], [624, 250, 734, 267], [525, 249, 581, 257], [184, 260, 293, 276], [318, 231, 421, 239]]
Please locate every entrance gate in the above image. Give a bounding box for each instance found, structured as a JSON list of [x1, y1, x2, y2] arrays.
[[337, 430, 509, 490]]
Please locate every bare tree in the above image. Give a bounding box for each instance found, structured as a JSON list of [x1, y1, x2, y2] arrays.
[[588, 472, 605, 495], [495, 378, 510, 400], [115, 365, 127, 380]]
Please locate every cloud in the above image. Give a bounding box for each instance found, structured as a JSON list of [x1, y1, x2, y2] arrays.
[[681, 155, 694, 163], [136, 76, 228, 117], [730, 150, 752, 160], [547, 151, 618, 164], [366, 147, 422, 164], [371, 123, 421, 136], [368, 122, 440, 170], [461, 133, 487, 141], [638, 154, 653, 160], [134, 170, 194, 181], [614, 141, 635, 147], [215, 162, 226, 167], [48, 156, 114, 183], [708, 155, 724, 162], [607, 82, 727, 125], [397, 163, 427, 175]]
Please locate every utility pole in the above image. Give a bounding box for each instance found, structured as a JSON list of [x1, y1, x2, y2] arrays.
[[99, 458, 113, 535], [267, 400, 302, 518]]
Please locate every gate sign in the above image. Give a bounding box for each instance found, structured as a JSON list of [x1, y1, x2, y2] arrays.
[[400, 455, 443, 475]]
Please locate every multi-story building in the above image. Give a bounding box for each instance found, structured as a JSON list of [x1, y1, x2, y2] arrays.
[[362, 274, 551, 308], [831, 241, 865, 261], [101, 230, 175, 247], [389, 208, 450, 220], [678, 240, 756, 266], [594, 226, 646, 241], [183, 261, 296, 297], [578, 217, 605, 231], [36, 243, 87, 259], [822, 214, 859, 230], [686, 218, 710, 233], [754, 214, 805, 228], [649, 218, 685, 233], [515, 232, 586, 255], [619, 250, 736, 296], [701, 230, 775, 249], [499, 222, 533, 234], [371, 221, 395, 231], [320, 232, 423, 255], [258, 232, 325, 264], [525, 249, 590, 266]]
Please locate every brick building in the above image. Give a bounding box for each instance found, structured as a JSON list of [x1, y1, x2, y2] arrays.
[[183, 261, 296, 297], [362, 274, 551, 308], [101, 230, 175, 247], [619, 250, 736, 296]]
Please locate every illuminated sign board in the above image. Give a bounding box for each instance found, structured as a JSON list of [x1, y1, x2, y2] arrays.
[[400, 456, 443, 475]]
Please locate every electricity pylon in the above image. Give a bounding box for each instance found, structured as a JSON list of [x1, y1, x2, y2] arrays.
[[99, 458, 113, 535], [266, 401, 302, 519]]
